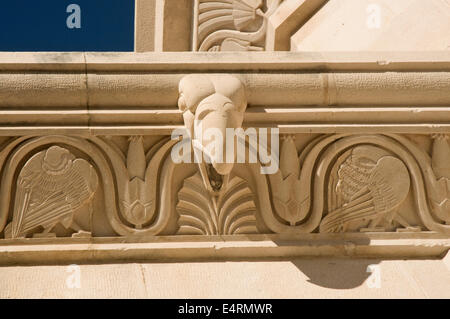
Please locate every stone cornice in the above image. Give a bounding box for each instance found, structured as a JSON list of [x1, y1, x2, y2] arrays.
[[0, 52, 449, 133], [1, 51, 449, 71]]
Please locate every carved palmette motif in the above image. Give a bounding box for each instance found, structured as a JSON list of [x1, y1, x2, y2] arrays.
[[177, 172, 258, 235], [194, 0, 281, 51], [4, 146, 98, 238]]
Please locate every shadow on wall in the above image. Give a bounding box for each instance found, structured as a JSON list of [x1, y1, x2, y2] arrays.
[[290, 259, 381, 290], [271, 235, 380, 289]]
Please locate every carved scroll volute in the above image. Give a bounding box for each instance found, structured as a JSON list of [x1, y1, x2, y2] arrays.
[[178, 74, 247, 194], [430, 134, 450, 224]]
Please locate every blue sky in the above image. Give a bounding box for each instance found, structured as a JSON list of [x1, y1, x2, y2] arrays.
[[0, 0, 135, 51]]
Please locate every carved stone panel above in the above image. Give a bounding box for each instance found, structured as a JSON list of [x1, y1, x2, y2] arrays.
[[193, 0, 282, 51]]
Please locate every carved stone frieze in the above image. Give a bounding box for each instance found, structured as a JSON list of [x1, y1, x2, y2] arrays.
[[0, 132, 448, 239], [0, 75, 448, 240]]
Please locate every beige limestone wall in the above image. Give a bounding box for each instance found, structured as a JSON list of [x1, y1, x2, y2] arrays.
[[1, 255, 449, 298], [291, 0, 450, 51]]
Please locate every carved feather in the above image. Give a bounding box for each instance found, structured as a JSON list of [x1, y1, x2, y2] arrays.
[[199, 0, 262, 31], [336, 154, 375, 205]]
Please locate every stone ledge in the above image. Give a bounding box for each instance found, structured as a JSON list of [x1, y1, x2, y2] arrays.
[[2, 108, 450, 133], [0, 233, 448, 266], [1, 51, 449, 71]]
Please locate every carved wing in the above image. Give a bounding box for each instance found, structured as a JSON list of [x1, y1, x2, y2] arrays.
[[335, 153, 375, 206], [6, 152, 45, 238], [6, 150, 98, 238], [320, 157, 410, 233]]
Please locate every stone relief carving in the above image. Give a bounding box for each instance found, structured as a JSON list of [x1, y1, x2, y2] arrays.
[[176, 74, 259, 235], [321, 146, 412, 233], [270, 135, 307, 226], [177, 172, 258, 235], [4, 146, 98, 238], [193, 0, 282, 51], [122, 136, 155, 229], [90, 135, 178, 236], [429, 134, 450, 225], [0, 76, 449, 239], [0, 133, 448, 238]]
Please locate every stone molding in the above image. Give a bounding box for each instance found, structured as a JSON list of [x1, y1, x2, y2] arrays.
[[0, 52, 449, 122], [0, 233, 448, 266]]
